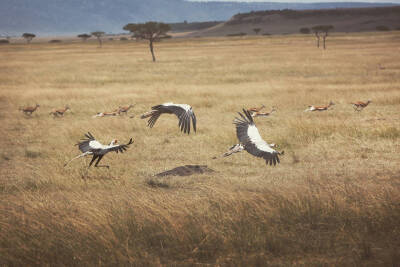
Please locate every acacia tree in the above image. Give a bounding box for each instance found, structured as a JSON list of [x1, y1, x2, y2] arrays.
[[123, 22, 171, 62], [22, 33, 36, 43], [77, 33, 91, 42], [253, 28, 261, 35], [91, 31, 105, 47], [312, 25, 334, 49]]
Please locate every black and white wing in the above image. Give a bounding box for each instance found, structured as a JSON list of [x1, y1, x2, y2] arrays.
[[146, 103, 197, 134], [76, 132, 104, 153], [234, 109, 281, 166], [105, 138, 134, 154]]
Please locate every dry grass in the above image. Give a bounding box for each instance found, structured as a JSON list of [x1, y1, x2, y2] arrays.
[[1, 32, 399, 266]]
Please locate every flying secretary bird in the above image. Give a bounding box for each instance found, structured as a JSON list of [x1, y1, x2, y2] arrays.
[[234, 109, 283, 166], [64, 132, 133, 169], [141, 103, 197, 134], [214, 143, 277, 159]]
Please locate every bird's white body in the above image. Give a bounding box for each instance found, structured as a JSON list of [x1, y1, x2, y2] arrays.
[[247, 125, 276, 154], [162, 102, 191, 111], [87, 140, 119, 155]]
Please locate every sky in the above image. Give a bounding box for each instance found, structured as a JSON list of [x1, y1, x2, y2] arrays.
[[188, 0, 400, 3]]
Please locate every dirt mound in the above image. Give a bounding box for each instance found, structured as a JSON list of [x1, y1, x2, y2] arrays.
[[156, 165, 214, 177]]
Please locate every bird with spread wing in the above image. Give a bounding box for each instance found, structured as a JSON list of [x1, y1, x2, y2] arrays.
[[64, 132, 133, 169], [141, 103, 197, 134], [234, 109, 283, 166]]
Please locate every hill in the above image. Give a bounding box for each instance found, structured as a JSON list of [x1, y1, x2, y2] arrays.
[[187, 6, 400, 36], [0, 0, 398, 35]]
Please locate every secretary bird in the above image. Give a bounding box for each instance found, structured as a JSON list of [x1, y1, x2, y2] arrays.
[[214, 143, 277, 159], [234, 109, 283, 166], [64, 132, 133, 169], [140, 103, 197, 134]]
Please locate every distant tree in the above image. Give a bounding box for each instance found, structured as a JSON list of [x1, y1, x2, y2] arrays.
[[299, 27, 310, 34], [77, 33, 91, 42], [91, 31, 105, 47], [253, 28, 261, 35], [22, 33, 35, 43], [123, 22, 171, 62], [312, 25, 334, 49]]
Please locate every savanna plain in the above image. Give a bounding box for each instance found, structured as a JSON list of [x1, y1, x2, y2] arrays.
[[0, 32, 399, 266]]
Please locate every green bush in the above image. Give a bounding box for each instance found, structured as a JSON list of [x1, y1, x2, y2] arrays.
[[300, 27, 310, 34], [376, 25, 390, 31], [226, 32, 247, 37]]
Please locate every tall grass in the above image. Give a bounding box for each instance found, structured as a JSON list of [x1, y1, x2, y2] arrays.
[[0, 32, 399, 265]]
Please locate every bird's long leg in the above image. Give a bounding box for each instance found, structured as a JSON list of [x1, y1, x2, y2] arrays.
[[88, 155, 99, 168], [64, 151, 92, 167], [94, 155, 109, 169]]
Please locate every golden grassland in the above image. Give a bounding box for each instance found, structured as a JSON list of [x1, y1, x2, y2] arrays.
[[0, 32, 399, 265]]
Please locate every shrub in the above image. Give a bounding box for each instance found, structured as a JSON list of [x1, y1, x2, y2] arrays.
[[49, 40, 62, 43], [226, 32, 247, 37], [300, 27, 310, 34], [120, 37, 128, 41], [376, 25, 390, 31], [0, 39, 9, 44]]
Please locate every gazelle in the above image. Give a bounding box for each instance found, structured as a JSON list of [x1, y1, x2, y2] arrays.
[[117, 104, 134, 115], [247, 104, 265, 113], [305, 101, 335, 112], [93, 111, 119, 118], [251, 106, 277, 118], [20, 104, 40, 115], [351, 100, 371, 111], [49, 105, 70, 117]]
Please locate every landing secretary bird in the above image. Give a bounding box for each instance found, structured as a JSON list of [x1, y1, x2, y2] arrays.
[[64, 132, 133, 168], [141, 103, 197, 134], [234, 109, 283, 166]]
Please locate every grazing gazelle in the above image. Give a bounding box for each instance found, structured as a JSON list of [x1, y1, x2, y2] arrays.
[[64, 132, 133, 169], [251, 106, 277, 118], [93, 111, 119, 118], [351, 100, 371, 111], [20, 104, 40, 115], [141, 103, 197, 134], [117, 104, 134, 115], [305, 101, 335, 112], [233, 109, 283, 166], [49, 105, 70, 117]]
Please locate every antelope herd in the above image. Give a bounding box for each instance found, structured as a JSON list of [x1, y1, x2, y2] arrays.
[[19, 99, 373, 169]]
